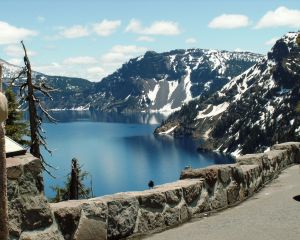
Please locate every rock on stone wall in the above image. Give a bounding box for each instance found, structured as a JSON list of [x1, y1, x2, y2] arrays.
[[7, 153, 64, 240], [50, 142, 300, 240]]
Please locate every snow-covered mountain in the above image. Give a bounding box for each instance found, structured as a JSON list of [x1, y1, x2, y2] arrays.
[[1, 48, 262, 112], [91, 49, 262, 112], [155, 32, 300, 155]]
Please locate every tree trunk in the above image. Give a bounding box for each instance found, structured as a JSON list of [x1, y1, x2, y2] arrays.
[[69, 158, 79, 200], [21, 41, 40, 158], [0, 64, 9, 240]]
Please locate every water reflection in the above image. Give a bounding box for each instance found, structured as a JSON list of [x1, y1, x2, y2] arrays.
[[42, 111, 234, 198], [49, 110, 166, 125]]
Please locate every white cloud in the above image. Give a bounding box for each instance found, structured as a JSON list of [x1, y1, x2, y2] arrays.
[[37, 16, 45, 23], [33, 45, 147, 82], [208, 14, 250, 29], [87, 67, 106, 80], [255, 6, 300, 29], [101, 45, 147, 68], [4, 44, 37, 57], [126, 19, 141, 33], [34, 61, 107, 82], [185, 38, 197, 44], [136, 36, 155, 42], [126, 19, 181, 35], [265, 37, 279, 46], [8, 58, 22, 66], [63, 56, 97, 65], [93, 19, 121, 36], [111, 45, 147, 54], [60, 25, 89, 39], [34, 62, 63, 76], [0, 21, 37, 45]]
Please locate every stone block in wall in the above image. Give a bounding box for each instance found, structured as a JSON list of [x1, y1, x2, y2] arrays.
[[271, 142, 300, 164], [73, 201, 107, 240], [165, 188, 182, 205], [180, 164, 235, 190], [52, 201, 82, 240], [236, 153, 264, 166], [107, 196, 139, 239], [134, 180, 199, 234], [263, 150, 287, 181], [19, 195, 53, 231], [138, 191, 166, 210], [227, 181, 240, 205], [211, 183, 228, 210], [136, 208, 166, 233], [240, 165, 262, 196], [218, 166, 232, 186], [182, 180, 203, 205], [186, 186, 210, 216], [230, 166, 245, 185], [19, 224, 64, 240], [7, 154, 55, 239]]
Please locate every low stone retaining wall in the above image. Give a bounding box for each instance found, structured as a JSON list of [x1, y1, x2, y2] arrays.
[[7, 153, 64, 240], [50, 142, 300, 240]]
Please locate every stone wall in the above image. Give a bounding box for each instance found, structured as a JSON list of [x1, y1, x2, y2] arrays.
[[49, 142, 300, 240], [7, 153, 64, 240]]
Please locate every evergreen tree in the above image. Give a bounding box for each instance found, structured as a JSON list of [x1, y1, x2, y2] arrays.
[[50, 158, 93, 202], [5, 88, 29, 146]]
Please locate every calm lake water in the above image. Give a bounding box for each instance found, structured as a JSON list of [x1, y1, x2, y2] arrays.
[[42, 111, 234, 198]]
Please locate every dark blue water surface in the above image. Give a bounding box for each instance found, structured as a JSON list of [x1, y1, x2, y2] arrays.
[[43, 111, 234, 198]]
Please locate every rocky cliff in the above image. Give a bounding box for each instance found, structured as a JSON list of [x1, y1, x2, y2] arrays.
[[155, 32, 300, 155]]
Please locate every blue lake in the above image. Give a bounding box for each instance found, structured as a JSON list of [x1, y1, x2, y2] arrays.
[[42, 111, 234, 198]]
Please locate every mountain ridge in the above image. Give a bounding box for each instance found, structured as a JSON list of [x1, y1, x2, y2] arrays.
[[1, 48, 263, 113], [155, 32, 300, 156]]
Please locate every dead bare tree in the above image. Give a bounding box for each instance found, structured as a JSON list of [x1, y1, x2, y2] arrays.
[[11, 41, 56, 173], [69, 158, 79, 200], [0, 64, 9, 240]]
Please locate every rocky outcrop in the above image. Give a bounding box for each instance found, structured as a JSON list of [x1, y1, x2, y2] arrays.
[[7, 153, 64, 240], [50, 142, 300, 240]]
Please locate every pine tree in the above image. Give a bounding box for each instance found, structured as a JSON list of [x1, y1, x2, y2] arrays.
[[5, 88, 29, 146], [50, 158, 93, 202]]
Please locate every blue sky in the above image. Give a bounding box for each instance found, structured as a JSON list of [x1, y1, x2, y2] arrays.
[[0, 0, 299, 81]]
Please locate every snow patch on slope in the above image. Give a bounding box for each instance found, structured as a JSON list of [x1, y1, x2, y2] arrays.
[[158, 125, 178, 135], [168, 80, 178, 100], [183, 67, 193, 103], [148, 84, 160, 104], [196, 102, 229, 119]]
